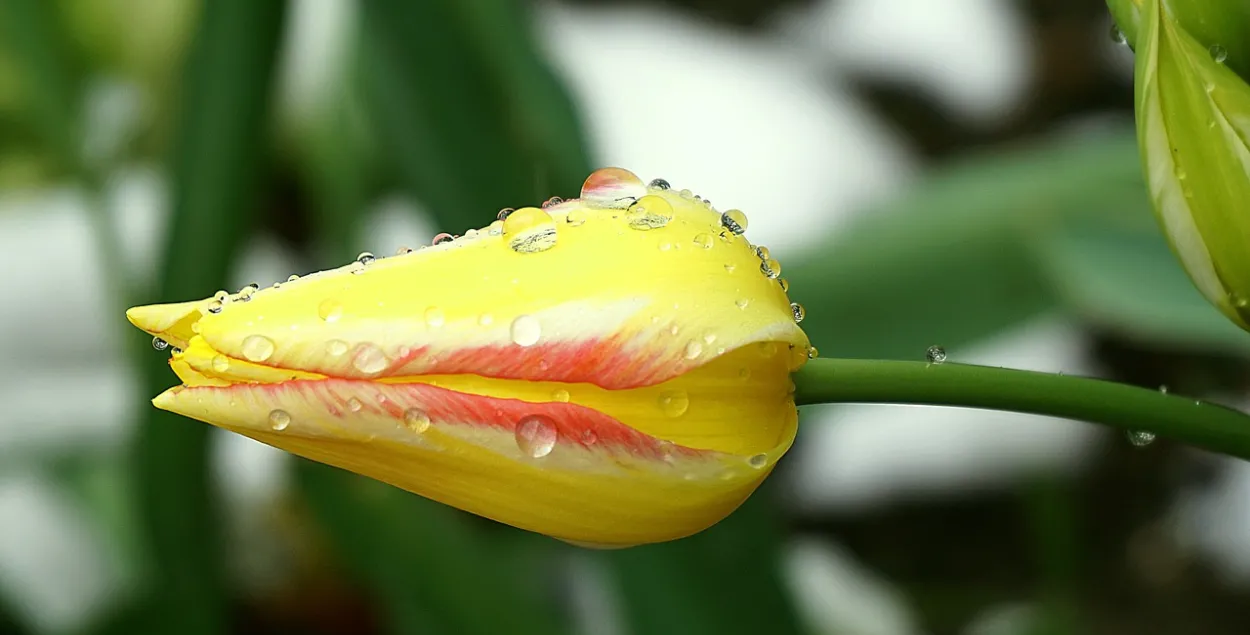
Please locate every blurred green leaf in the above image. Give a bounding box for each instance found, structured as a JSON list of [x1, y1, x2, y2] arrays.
[[296, 461, 570, 635], [788, 130, 1146, 361], [131, 2, 289, 633], [0, 0, 82, 170], [359, 0, 592, 232], [1133, 0, 1250, 330], [603, 483, 806, 635]]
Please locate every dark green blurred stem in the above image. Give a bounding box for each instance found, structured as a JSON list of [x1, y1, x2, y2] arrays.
[[793, 358, 1250, 460]]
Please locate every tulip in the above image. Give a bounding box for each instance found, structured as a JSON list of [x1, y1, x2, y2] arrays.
[[126, 168, 811, 548]]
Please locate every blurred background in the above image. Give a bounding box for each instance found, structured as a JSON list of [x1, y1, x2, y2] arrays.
[[3, 0, 1250, 633]]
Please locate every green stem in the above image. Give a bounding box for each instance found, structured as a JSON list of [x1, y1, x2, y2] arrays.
[[793, 358, 1250, 461]]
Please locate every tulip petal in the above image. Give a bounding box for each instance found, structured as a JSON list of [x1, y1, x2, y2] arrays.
[[125, 300, 207, 349]]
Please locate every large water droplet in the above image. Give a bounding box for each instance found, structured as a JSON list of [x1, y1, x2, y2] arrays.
[[515, 415, 558, 458], [791, 302, 805, 323], [1211, 44, 1228, 63], [510, 315, 541, 347], [403, 408, 431, 433], [659, 390, 690, 417], [424, 306, 445, 328], [926, 345, 947, 364], [760, 258, 781, 279], [356, 251, 375, 266], [503, 207, 557, 253], [268, 409, 291, 431], [625, 195, 673, 230], [649, 178, 670, 190], [721, 209, 748, 235], [684, 340, 704, 359], [353, 343, 390, 374], [581, 167, 647, 208], [748, 453, 768, 469], [152, 336, 169, 351], [326, 340, 348, 356], [212, 355, 230, 372], [241, 334, 275, 362], [318, 299, 343, 323], [1126, 430, 1155, 447]]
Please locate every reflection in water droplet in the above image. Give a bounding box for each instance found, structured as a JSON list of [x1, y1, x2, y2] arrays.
[[347, 397, 363, 413], [503, 207, 558, 253], [214, 290, 230, 304], [403, 408, 431, 433], [432, 232, 454, 245], [791, 302, 805, 323], [353, 344, 390, 374], [326, 340, 348, 356], [424, 306, 445, 328], [241, 334, 275, 362], [626, 195, 673, 230], [684, 340, 704, 359], [721, 209, 748, 235], [1127, 430, 1156, 447], [152, 337, 169, 351], [659, 390, 690, 417], [515, 415, 558, 458], [212, 355, 230, 372], [510, 315, 541, 347], [761, 258, 781, 279], [318, 299, 343, 323], [649, 178, 670, 190], [1211, 44, 1228, 63], [748, 453, 768, 469], [356, 251, 375, 266], [566, 209, 587, 226], [552, 389, 570, 403], [926, 345, 947, 364], [268, 410, 291, 431]]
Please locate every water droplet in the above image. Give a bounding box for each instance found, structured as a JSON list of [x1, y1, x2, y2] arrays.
[[287, 274, 300, 282], [1233, 293, 1249, 308], [581, 429, 598, 445], [356, 251, 375, 266], [424, 306, 445, 328], [515, 415, 558, 458], [552, 389, 571, 403], [649, 178, 670, 190], [212, 355, 230, 372], [748, 453, 768, 469], [807, 346, 819, 359], [403, 408, 431, 433], [679, 189, 693, 199], [478, 313, 494, 326], [1127, 430, 1156, 447], [581, 167, 646, 208], [318, 299, 343, 323], [692, 232, 714, 249], [1211, 44, 1228, 63], [703, 333, 717, 345], [152, 337, 169, 351], [353, 343, 390, 374], [758, 341, 778, 358], [1159, 385, 1169, 395], [566, 209, 587, 226], [926, 345, 947, 364], [625, 195, 673, 230], [503, 207, 558, 253], [497, 208, 515, 221], [659, 390, 690, 417], [432, 232, 454, 246], [268, 409, 291, 431], [347, 397, 363, 413], [724, 263, 736, 273], [668, 325, 680, 336], [207, 300, 223, 314], [760, 258, 781, 279], [510, 315, 541, 347], [1109, 24, 1126, 45], [238, 283, 258, 302], [735, 298, 749, 309], [241, 334, 275, 362], [791, 302, 805, 322], [213, 290, 229, 304], [721, 209, 748, 235], [779, 279, 790, 293], [396, 246, 413, 255], [684, 340, 704, 359], [326, 340, 348, 356], [755, 246, 771, 261]]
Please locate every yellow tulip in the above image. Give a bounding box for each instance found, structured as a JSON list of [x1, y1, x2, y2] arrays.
[[126, 168, 810, 548]]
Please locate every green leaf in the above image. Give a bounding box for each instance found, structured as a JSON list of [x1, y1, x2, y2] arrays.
[[786, 130, 1146, 361], [1107, 0, 1250, 78], [296, 462, 571, 635], [131, 2, 289, 633], [1135, 0, 1250, 330], [0, 0, 82, 171], [358, 0, 592, 232]]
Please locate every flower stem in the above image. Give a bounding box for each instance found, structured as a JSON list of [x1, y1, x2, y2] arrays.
[[793, 358, 1250, 461]]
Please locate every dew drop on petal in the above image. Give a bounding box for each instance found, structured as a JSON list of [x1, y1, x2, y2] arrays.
[[318, 299, 343, 323], [356, 251, 375, 266], [396, 246, 413, 255], [648, 178, 670, 190], [791, 302, 805, 323], [926, 345, 947, 364], [497, 207, 515, 221], [748, 453, 768, 469], [755, 246, 771, 261], [552, 389, 571, 403], [1109, 24, 1126, 45], [503, 207, 557, 253], [268, 409, 291, 431], [510, 315, 541, 347], [541, 196, 563, 208], [807, 346, 819, 359], [684, 340, 704, 360], [353, 343, 390, 374], [724, 263, 736, 273], [735, 298, 749, 310], [581, 429, 598, 445], [241, 334, 275, 362], [403, 408, 431, 433], [1127, 430, 1156, 447], [581, 167, 646, 208], [326, 340, 348, 356], [152, 337, 169, 351], [432, 232, 454, 246], [287, 274, 300, 282], [693, 233, 713, 249], [779, 279, 790, 293], [761, 258, 781, 279], [625, 195, 673, 230], [721, 209, 748, 235], [211, 355, 230, 373], [1211, 44, 1228, 63], [659, 390, 690, 417], [207, 300, 223, 314], [515, 415, 558, 458], [566, 209, 587, 226], [347, 397, 363, 413], [424, 306, 445, 328]]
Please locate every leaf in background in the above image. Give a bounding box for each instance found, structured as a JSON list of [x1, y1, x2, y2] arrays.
[[786, 130, 1146, 361], [358, 0, 592, 232], [0, 0, 82, 172], [1135, 0, 1250, 330], [131, 2, 289, 633], [296, 462, 571, 635]]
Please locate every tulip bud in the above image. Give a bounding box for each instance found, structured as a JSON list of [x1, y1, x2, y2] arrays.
[[1122, 0, 1250, 329], [127, 168, 811, 547]]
